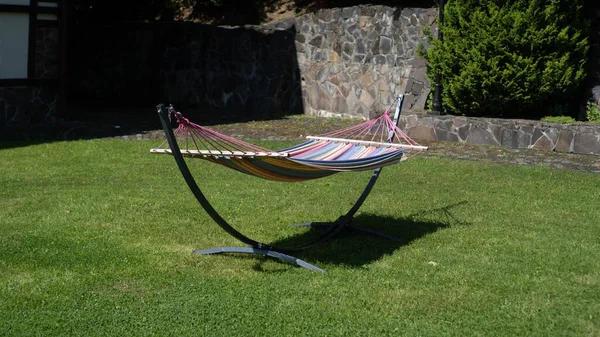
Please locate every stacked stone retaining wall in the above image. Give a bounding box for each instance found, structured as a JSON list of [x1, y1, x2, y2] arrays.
[[399, 114, 600, 155]]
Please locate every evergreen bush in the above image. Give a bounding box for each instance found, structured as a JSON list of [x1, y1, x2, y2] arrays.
[[425, 0, 589, 119]]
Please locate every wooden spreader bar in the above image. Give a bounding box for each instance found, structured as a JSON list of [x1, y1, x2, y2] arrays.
[[150, 148, 289, 158]]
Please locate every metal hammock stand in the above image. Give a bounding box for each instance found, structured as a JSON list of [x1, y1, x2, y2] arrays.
[[156, 94, 412, 273]]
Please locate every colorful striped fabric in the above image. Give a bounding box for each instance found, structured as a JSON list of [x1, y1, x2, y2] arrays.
[[151, 110, 426, 182], [152, 140, 406, 182]]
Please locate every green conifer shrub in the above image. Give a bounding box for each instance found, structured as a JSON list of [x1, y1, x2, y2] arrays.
[[425, 0, 589, 119]]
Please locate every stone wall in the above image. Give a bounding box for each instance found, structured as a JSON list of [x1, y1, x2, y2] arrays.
[[70, 5, 436, 122], [161, 24, 303, 121], [294, 6, 436, 118], [399, 113, 600, 155], [0, 86, 58, 128], [71, 23, 303, 122]]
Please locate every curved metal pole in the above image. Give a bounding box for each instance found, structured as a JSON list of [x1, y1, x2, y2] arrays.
[[157, 105, 346, 253], [344, 94, 404, 220]]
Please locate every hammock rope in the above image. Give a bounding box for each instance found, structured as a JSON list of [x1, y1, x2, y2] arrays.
[[151, 99, 427, 182]]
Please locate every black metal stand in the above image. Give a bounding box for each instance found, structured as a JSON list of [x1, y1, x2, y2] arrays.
[[156, 95, 405, 273]]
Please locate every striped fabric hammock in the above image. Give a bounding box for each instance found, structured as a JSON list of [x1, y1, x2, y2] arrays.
[[151, 106, 427, 182]]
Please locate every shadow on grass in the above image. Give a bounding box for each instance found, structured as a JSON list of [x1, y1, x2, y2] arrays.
[[250, 201, 469, 271]]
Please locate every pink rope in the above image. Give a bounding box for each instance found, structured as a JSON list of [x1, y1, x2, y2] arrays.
[[158, 109, 424, 158], [173, 112, 271, 153]]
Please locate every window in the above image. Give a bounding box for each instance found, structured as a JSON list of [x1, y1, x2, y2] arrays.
[[0, 12, 30, 79]]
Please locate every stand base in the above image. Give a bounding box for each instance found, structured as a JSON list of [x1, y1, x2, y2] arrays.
[[193, 247, 327, 273]]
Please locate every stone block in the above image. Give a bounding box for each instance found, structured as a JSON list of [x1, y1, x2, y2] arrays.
[[359, 73, 374, 88], [345, 33, 356, 44], [402, 8, 415, 18], [355, 103, 369, 119], [573, 133, 600, 155], [317, 68, 329, 83], [317, 9, 333, 22], [342, 7, 354, 19], [329, 74, 341, 86], [396, 43, 405, 56], [407, 125, 436, 140], [452, 117, 467, 128], [403, 114, 419, 128], [434, 118, 453, 131], [410, 81, 424, 96], [317, 86, 331, 111], [380, 36, 393, 54], [331, 62, 343, 74], [399, 95, 414, 113], [355, 40, 366, 55], [457, 124, 471, 141], [346, 86, 360, 108], [332, 40, 342, 55], [343, 43, 354, 56], [277, 18, 295, 30], [532, 135, 554, 151], [313, 50, 328, 62], [544, 128, 560, 144], [295, 41, 306, 53], [380, 91, 393, 106], [500, 129, 517, 148], [377, 79, 390, 92], [386, 55, 396, 65], [324, 81, 338, 96], [405, 78, 414, 93], [329, 50, 342, 62], [411, 87, 430, 112], [411, 57, 428, 69], [420, 116, 435, 127], [410, 66, 427, 83], [366, 84, 378, 103], [379, 64, 390, 75], [353, 28, 367, 39], [406, 39, 417, 50], [555, 129, 574, 153], [592, 85, 600, 102], [467, 128, 499, 146], [488, 124, 504, 145], [359, 89, 375, 108], [532, 128, 544, 145], [332, 90, 347, 113], [339, 82, 351, 97], [309, 35, 324, 48], [519, 125, 534, 135], [435, 129, 460, 143], [351, 54, 364, 63], [410, 15, 418, 26], [360, 7, 375, 17], [516, 131, 533, 148], [359, 15, 367, 28]]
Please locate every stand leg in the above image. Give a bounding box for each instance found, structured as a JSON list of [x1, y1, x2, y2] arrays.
[[346, 225, 402, 242], [194, 247, 327, 273], [290, 221, 332, 228], [292, 222, 402, 242]]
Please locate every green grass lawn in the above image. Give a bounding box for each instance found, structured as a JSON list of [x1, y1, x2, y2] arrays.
[[1, 139, 599, 336]]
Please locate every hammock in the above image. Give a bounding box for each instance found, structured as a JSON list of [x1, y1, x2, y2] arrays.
[[151, 103, 427, 182], [153, 95, 427, 272]]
